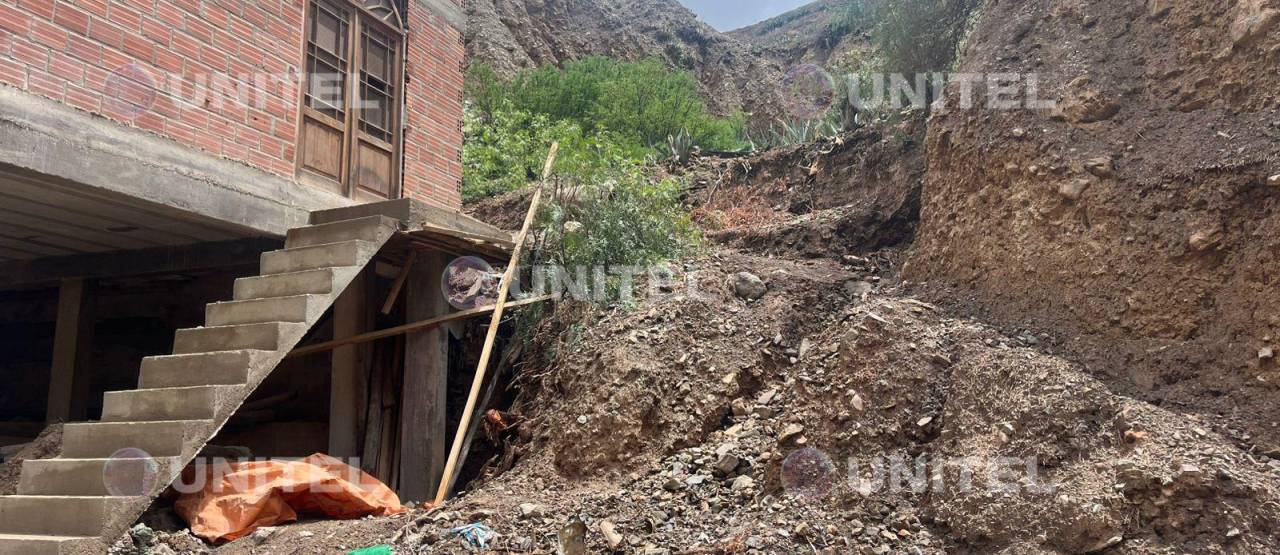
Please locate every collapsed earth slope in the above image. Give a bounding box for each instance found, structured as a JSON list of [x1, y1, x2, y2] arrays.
[[905, 0, 1280, 457]]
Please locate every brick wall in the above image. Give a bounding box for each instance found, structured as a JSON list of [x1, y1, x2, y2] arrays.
[[402, 0, 463, 209], [0, 0, 462, 209]]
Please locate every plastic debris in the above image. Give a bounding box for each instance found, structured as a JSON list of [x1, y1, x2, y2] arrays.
[[450, 523, 497, 550]]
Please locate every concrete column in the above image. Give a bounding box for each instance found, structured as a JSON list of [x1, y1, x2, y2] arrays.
[[329, 271, 369, 459]]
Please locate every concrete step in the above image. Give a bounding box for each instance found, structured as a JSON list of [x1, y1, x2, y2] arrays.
[[0, 534, 99, 555], [233, 268, 337, 300], [173, 322, 307, 354], [260, 240, 377, 275], [284, 215, 398, 249], [101, 385, 242, 422], [205, 294, 323, 327], [18, 457, 183, 496], [138, 350, 268, 389], [62, 420, 213, 459], [0, 496, 125, 536]]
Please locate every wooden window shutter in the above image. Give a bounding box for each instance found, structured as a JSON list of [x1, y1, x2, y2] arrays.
[[297, 0, 405, 200]]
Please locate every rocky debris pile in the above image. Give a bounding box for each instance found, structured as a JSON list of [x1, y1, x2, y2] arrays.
[[369, 249, 1279, 554]]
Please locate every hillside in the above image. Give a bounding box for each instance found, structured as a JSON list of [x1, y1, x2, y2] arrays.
[[464, 0, 787, 119], [728, 0, 872, 69]]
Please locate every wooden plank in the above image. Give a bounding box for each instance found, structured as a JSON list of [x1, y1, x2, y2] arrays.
[[46, 278, 94, 422], [434, 142, 557, 505], [380, 249, 417, 315], [285, 295, 550, 358], [398, 250, 450, 502], [329, 269, 369, 458]]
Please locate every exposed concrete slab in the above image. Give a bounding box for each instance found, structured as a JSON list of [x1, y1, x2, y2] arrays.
[[205, 294, 324, 327], [0, 533, 100, 555], [173, 322, 308, 354], [0, 237, 280, 289], [234, 269, 338, 300], [18, 457, 183, 497], [101, 385, 243, 422], [310, 198, 507, 239], [260, 241, 381, 275], [0, 86, 355, 239], [286, 216, 401, 249], [61, 420, 215, 459], [138, 351, 266, 389]]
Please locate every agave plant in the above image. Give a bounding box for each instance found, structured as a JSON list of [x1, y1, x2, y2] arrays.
[[666, 128, 695, 164]]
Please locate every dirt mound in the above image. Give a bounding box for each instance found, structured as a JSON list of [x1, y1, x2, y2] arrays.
[[689, 117, 926, 260], [905, 0, 1280, 457], [465, 0, 787, 119], [0, 423, 61, 495], [463, 186, 535, 232], [336, 251, 1279, 554]]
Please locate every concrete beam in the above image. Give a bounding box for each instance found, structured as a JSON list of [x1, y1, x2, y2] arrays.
[[0, 237, 280, 289], [0, 86, 354, 238], [413, 0, 466, 32]]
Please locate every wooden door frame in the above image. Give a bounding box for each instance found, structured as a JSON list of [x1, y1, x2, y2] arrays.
[[294, 0, 406, 200]]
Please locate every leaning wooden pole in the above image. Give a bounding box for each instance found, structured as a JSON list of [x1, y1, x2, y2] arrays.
[[433, 142, 558, 504]]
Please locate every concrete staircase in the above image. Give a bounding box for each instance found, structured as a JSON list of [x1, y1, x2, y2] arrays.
[[0, 215, 400, 555]]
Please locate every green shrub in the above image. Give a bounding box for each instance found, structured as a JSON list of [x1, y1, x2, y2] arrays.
[[460, 106, 646, 202], [870, 0, 983, 74], [467, 58, 744, 152], [539, 166, 701, 275]]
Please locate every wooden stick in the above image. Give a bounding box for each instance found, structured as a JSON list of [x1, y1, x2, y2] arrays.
[[380, 250, 418, 315], [285, 295, 551, 359], [433, 142, 557, 505]]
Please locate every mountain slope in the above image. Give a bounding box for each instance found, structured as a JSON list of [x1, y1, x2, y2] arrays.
[[464, 0, 786, 118], [728, 0, 871, 69]]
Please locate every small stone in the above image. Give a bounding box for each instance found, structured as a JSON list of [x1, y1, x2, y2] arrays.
[[757, 389, 778, 405], [519, 503, 545, 519], [714, 454, 741, 476], [850, 392, 865, 412], [1085, 156, 1115, 178], [577, 415, 589, 425], [917, 416, 934, 427], [1260, 347, 1274, 360], [1058, 178, 1092, 201], [779, 424, 805, 444], [731, 398, 752, 417], [1226, 528, 1242, 539], [731, 272, 767, 300], [1189, 228, 1222, 252], [663, 478, 684, 492], [600, 520, 624, 549], [1269, 174, 1280, 187], [685, 474, 708, 486], [845, 280, 874, 297], [731, 475, 755, 491], [563, 221, 584, 233]]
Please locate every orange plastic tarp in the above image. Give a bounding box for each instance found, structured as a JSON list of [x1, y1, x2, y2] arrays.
[[175, 453, 406, 543]]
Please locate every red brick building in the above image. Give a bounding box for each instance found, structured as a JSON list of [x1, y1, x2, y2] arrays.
[[0, 0, 464, 209], [0, 0, 478, 478]]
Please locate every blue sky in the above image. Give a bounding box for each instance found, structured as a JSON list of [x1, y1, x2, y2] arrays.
[[678, 0, 815, 31]]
